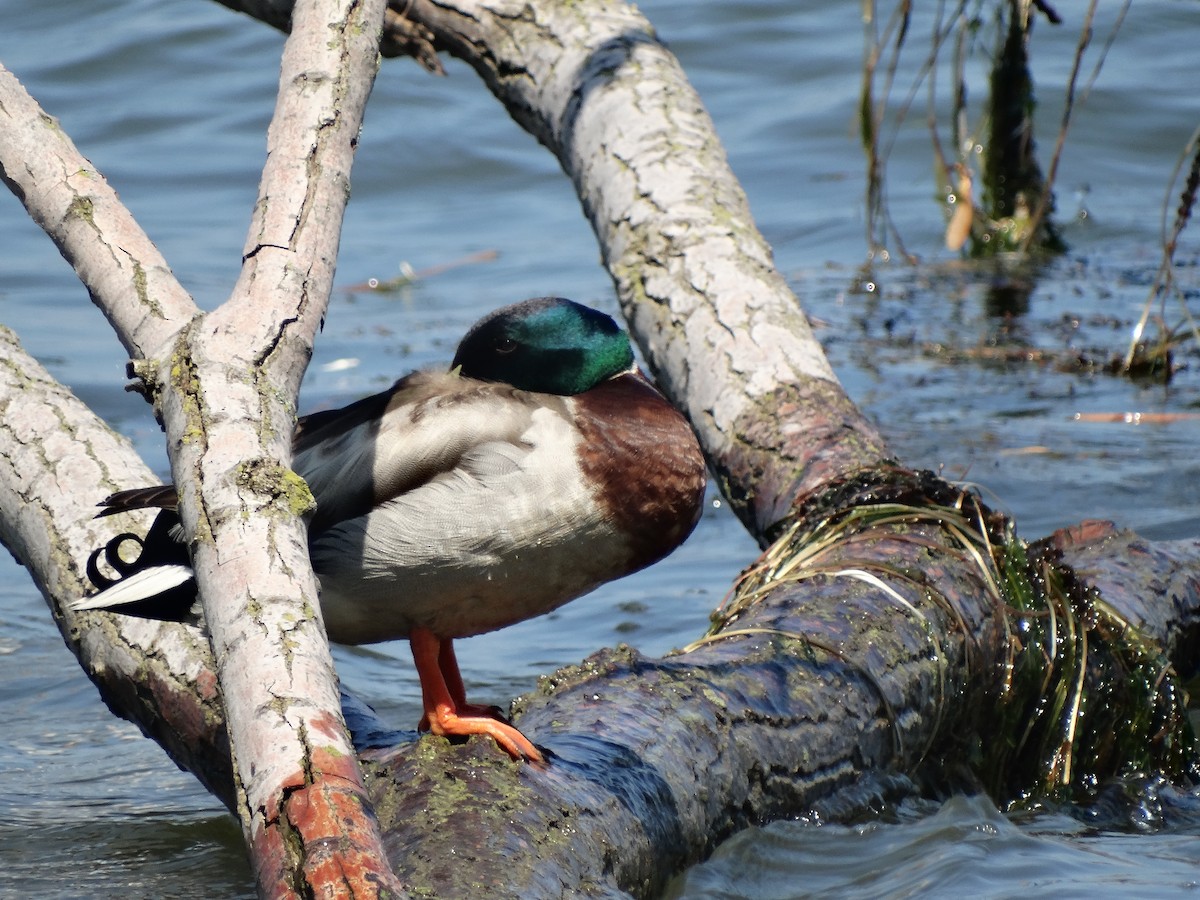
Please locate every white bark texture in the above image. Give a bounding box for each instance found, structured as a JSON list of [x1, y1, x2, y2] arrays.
[[0, 1, 407, 896], [0, 326, 233, 798], [0, 66, 195, 358]]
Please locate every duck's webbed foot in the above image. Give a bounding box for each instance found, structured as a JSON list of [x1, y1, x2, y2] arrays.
[[409, 626, 544, 763]]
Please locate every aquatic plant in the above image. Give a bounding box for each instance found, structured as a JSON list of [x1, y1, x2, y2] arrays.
[[1122, 127, 1200, 381], [860, 0, 1103, 258]]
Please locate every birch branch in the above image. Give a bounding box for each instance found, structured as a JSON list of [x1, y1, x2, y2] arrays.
[[0, 326, 234, 804], [148, 0, 401, 894], [0, 64, 195, 358], [207, 2, 887, 543], [0, 0, 403, 895], [7, 322, 1200, 898], [397, 0, 890, 540]]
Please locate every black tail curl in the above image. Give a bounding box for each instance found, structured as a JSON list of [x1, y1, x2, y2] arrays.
[[85, 510, 198, 623]]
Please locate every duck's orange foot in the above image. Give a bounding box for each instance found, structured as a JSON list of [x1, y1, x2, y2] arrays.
[[409, 627, 544, 763], [417, 702, 507, 732], [424, 704, 543, 763]]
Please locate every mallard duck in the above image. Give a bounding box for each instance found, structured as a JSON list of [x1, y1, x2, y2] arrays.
[[76, 297, 708, 762]]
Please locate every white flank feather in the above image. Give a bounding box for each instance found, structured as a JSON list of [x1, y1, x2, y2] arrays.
[[71, 564, 195, 611]]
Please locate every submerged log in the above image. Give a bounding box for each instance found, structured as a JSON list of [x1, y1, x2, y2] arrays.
[[4, 313, 1197, 895], [1047, 521, 1200, 676]]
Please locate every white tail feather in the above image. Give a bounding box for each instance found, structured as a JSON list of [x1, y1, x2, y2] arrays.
[[71, 564, 194, 611]]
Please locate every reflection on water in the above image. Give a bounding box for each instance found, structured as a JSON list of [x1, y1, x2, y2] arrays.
[[1, 0, 1199, 897]]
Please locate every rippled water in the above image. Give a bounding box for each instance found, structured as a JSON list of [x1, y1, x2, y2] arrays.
[[2, 1, 1199, 897], [668, 793, 1200, 899]]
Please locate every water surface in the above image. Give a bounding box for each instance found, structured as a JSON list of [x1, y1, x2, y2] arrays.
[[1, 1, 1198, 896]]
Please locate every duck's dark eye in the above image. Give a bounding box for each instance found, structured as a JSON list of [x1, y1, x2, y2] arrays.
[[494, 337, 517, 354]]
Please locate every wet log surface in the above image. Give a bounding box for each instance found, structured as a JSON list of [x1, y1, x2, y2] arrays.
[[344, 486, 997, 896], [337, 487, 1200, 897]]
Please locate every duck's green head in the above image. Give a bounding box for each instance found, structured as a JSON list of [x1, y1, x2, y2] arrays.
[[452, 297, 636, 395]]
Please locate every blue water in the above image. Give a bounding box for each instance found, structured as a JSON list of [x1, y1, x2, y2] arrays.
[[2, 1, 1200, 897]]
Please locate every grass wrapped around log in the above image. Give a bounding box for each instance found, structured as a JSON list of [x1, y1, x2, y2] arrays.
[[701, 467, 1199, 804]]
